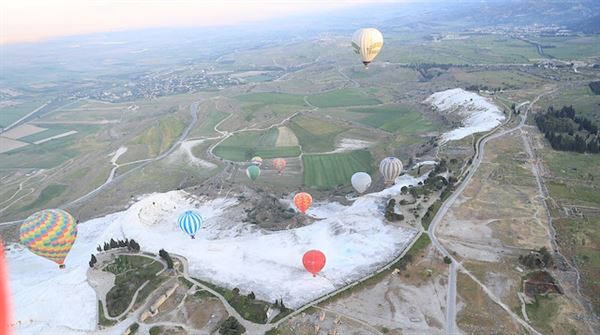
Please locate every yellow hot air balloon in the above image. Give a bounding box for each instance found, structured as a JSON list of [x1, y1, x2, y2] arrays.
[[19, 209, 77, 269], [352, 28, 384, 68]]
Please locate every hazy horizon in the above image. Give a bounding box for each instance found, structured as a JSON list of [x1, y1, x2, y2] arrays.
[[0, 0, 400, 45]]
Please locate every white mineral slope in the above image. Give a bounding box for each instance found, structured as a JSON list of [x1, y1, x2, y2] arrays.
[[6, 216, 107, 334], [425, 88, 505, 143], [7, 175, 423, 333]]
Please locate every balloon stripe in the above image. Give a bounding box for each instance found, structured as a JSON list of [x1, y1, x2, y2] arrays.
[[20, 209, 77, 266], [178, 210, 202, 238]]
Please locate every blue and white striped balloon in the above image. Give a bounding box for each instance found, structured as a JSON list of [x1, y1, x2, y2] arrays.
[[178, 210, 203, 239]]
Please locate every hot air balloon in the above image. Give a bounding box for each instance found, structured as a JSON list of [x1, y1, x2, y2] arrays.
[[19, 209, 77, 269], [351, 172, 372, 194], [272, 158, 286, 175], [178, 210, 203, 239], [379, 157, 403, 185], [293, 192, 313, 214], [246, 165, 260, 181], [303, 250, 326, 277], [251, 156, 263, 166], [352, 28, 384, 68]]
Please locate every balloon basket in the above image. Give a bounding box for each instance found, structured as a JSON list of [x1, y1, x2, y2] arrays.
[[59, 264, 66, 269], [345, 193, 359, 201]]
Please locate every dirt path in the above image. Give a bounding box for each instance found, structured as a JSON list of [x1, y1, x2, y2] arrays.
[[429, 90, 554, 335]]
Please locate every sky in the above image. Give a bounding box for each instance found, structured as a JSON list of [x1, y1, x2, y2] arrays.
[[0, 0, 393, 45]]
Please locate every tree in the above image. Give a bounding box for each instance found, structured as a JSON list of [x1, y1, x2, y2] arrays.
[[103, 242, 109, 251], [218, 316, 246, 335], [110, 238, 118, 249], [129, 239, 140, 252], [247, 292, 255, 300], [91, 254, 97, 264], [97, 245, 102, 252], [443, 256, 452, 264], [159, 249, 174, 269]]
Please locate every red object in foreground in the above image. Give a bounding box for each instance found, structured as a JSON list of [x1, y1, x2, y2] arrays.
[[293, 192, 313, 214], [0, 241, 11, 335], [303, 250, 326, 277]]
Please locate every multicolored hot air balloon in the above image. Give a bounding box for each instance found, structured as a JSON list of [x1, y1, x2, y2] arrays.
[[19, 209, 77, 269], [303, 250, 326, 277], [379, 157, 403, 185], [272, 158, 286, 175], [178, 210, 203, 239], [293, 192, 313, 214], [352, 28, 384, 68], [351, 172, 372, 194], [246, 165, 260, 181], [251, 156, 263, 166]]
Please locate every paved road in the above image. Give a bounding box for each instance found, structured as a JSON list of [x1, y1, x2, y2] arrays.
[[0, 99, 204, 227], [428, 91, 552, 335]]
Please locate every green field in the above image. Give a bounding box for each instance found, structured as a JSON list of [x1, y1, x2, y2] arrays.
[[234, 92, 306, 106], [19, 184, 67, 212], [451, 69, 544, 89], [541, 148, 600, 314], [303, 150, 373, 188], [352, 105, 436, 133], [105, 255, 164, 317], [0, 99, 46, 128], [547, 85, 600, 125], [215, 146, 300, 161], [537, 36, 600, 60], [288, 116, 347, 153], [525, 295, 558, 333], [306, 89, 381, 108], [190, 110, 229, 137], [19, 126, 71, 143], [0, 136, 80, 169], [213, 128, 300, 161], [383, 35, 540, 64], [121, 116, 186, 163]]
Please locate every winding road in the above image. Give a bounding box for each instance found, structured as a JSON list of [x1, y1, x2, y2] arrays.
[[428, 90, 555, 335]]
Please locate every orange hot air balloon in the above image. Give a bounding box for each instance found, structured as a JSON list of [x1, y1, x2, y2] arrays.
[[0, 241, 11, 335], [272, 158, 286, 175], [293, 192, 312, 214], [303, 250, 326, 277]]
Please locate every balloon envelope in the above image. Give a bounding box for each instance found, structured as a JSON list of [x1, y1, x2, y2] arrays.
[[352, 28, 384, 67], [351, 172, 372, 194], [246, 165, 261, 181], [379, 157, 403, 185], [293, 192, 313, 214], [178, 210, 203, 239], [251, 156, 263, 166], [19, 209, 77, 268], [303, 250, 326, 277], [272, 158, 286, 175]]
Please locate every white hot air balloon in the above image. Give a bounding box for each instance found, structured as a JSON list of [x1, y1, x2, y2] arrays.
[[379, 157, 403, 185], [352, 28, 384, 68], [351, 172, 372, 194]]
